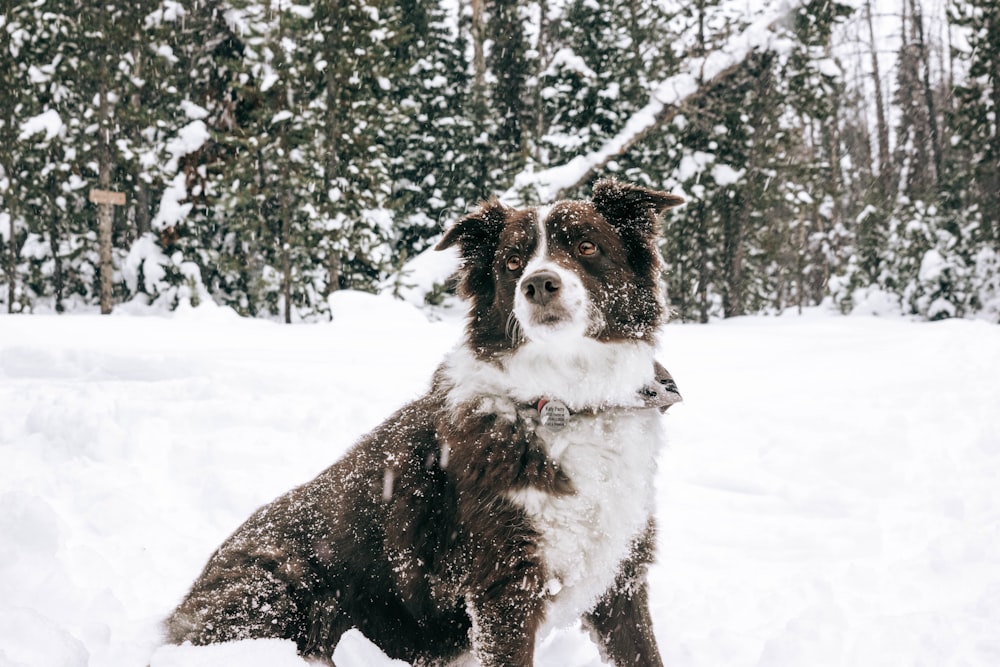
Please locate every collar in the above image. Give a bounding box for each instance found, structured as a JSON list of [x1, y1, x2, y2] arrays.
[[528, 361, 682, 430]]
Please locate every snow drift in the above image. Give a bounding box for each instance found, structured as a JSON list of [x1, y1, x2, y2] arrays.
[[1, 297, 999, 666]]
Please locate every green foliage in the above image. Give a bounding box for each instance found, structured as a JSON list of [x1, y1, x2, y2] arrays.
[[536, 0, 676, 167], [1, 0, 998, 323]]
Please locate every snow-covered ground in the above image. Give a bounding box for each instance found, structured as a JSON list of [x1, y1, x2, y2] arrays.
[[2, 295, 999, 667]]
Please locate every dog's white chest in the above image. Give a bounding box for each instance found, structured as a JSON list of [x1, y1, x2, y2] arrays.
[[510, 408, 663, 632]]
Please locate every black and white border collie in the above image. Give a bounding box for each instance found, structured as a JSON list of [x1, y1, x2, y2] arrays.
[[166, 179, 685, 666]]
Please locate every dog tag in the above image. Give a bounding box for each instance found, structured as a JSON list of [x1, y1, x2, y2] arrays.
[[538, 399, 569, 431]]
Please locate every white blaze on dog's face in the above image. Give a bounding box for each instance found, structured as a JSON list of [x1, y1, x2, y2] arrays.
[[511, 204, 594, 343], [436, 180, 685, 359]]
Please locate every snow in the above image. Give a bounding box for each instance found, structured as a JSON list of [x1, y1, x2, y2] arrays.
[[2, 299, 999, 666], [0, 212, 11, 243], [179, 101, 209, 121], [842, 284, 904, 317], [815, 57, 842, 79], [678, 150, 716, 182], [332, 630, 409, 667], [121, 234, 168, 296], [919, 248, 946, 283], [385, 243, 462, 308], [144, 1, 186, 29], [543, 47, 599, 79], [163, 121, 210, 174], [711, 163, 745, 186], [151, 173, 193, 231], [149, 639, 306, 667], [18, 109, 65, 143], [505, 4, 797, 204]]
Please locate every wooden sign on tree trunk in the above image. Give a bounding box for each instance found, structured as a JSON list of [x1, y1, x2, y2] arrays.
[[89, 189, 126, 206], [92, 65, 121, 316], [90, 189, 124, 315]]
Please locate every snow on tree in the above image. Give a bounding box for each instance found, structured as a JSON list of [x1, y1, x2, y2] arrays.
[[2, 0, 999, 323]]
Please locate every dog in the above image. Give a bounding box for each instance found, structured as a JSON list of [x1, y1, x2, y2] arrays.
[[165, 179, 684, 666]]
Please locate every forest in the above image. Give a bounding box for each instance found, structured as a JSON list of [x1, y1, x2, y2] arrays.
[[1, 0, 999, 323]]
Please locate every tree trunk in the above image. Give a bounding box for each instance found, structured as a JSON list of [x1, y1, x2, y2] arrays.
[[865, 0, 891, 195], [324, 62, 343, 296], [989, 8, 1000, 246], [695, 0, 710, 324], [723, 210, 745, 318], [4, 197, 15, 314], [696, 209, 710, 324], [328, 252, 341, 295], [281, 206, 291, 325], [48, 208, 64, 313], [98, 79, 114, 316], [130, 42, 151, 239], [278, 9, 292, 325], [470, 0, 486, 91], [533, 0, 549, 159], [909, 0, 943, 190]]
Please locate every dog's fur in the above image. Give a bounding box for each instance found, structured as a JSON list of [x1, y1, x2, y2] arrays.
[[165, 180, 684, 666]]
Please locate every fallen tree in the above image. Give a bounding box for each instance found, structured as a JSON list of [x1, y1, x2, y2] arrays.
[[503, 4, 800, 205]]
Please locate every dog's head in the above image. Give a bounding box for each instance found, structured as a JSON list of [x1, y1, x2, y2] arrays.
[[437, 179, 684, 358]]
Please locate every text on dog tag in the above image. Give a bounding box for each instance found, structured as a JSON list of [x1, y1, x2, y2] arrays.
[[538, 399, 570, 430]]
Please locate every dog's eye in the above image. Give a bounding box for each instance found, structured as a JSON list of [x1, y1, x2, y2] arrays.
[[506, 255, 522, 272], [578, 241, 597, 256]]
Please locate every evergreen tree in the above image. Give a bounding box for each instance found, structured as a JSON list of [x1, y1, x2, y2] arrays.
[[0, 0, 44, 312], [121, 0, 237, 312], [536, 0, 676, 170], [486, 0, 531, 172], [383, 0, 482, 261], [776, 0, 853, 311], [7, 0, 132, 312], [2, 0, 999, 323], [304, 0, 403, 298], [949, 0, 1000, 247]]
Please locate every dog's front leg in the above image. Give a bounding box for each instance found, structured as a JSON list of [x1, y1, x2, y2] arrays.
[[442, 401, 555, 666], [466, 575, 546, 667], [461, 504, 547, 667], [455, 494, 547, 667], [584, 521, 664, 667]]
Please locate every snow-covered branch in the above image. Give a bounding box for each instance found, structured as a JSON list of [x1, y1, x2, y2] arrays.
[[503, 3, 800, 205]]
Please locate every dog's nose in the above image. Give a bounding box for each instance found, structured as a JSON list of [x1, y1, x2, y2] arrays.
[[522, 270, 561, 305]]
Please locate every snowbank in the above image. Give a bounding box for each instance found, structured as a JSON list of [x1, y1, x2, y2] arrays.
[[1, 303, 999, 666]]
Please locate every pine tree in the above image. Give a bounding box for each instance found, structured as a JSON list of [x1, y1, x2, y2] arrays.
[[201, 0, 334, 321], [894, 2, 937, 202], [487, 0, 532, 172], [0, 0, 44, 312], [304, 0, 404, 298], [536, 0, 676, 171], [150, 0, 260, 314], [777, 0, 853, 312], [949, 0, 1000, 247], [382, 0, 481, 263], [6, 0, 124, 312], [617, 0, 738, 322]]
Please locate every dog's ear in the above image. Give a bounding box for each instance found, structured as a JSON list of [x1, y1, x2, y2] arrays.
[[436, 198, 509, 258], [436, 199, 509, 299], [591, 179, 684, 235]]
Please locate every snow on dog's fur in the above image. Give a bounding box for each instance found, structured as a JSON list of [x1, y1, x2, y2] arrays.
[[165, 180, 684, 666]]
